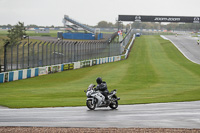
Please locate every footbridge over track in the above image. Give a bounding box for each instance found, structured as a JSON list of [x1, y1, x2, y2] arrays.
[[118, 15, 200, 23]]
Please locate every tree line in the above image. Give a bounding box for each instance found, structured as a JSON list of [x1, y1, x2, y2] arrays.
[[94, 21, 200, 31], [1, 21, 199, 31]]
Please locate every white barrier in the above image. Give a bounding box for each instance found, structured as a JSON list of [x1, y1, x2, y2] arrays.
[[31, 68, 35, 77], [23, 69, 27, 79], [13, 71, 18, 81]]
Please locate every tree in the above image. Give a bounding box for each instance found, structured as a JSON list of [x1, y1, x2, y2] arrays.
[[4, 22, 26, 44], [27, 24, 38, 28], [97, 21, 108, 28]]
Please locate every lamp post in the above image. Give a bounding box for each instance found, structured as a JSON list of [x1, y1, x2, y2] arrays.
[[23, 35, 29, 68]]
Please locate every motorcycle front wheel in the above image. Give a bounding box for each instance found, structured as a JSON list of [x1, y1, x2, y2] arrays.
[[86, 100, 96, 110]]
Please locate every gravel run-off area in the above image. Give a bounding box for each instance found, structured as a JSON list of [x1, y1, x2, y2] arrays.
[[0, 127, 200, 133]]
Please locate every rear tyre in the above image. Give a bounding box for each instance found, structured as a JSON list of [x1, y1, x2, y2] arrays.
[[109, 100, 118, 109], [86, 100, 96, 110]]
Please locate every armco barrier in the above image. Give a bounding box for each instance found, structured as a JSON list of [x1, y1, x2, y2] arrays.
[[23, 69, 27, 79], [18, 70, 23, 80], [13, 71, 18, 81], [8, 72, 14, 82], [0, 73, 4, 83], [0, 34, 135, 84]]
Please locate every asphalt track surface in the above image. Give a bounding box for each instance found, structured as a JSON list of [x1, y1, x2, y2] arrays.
[[1, 35, 200, 129], [0, 101, 200, 128], [162, 35, 200, 64]]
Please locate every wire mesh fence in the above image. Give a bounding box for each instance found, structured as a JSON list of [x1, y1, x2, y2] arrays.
[[1, 29, 134, 72]]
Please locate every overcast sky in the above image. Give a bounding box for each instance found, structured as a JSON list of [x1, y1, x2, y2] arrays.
[[0, 0, 200, 26]]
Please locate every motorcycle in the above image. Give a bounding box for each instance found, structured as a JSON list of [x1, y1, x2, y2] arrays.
[[84, 84, 120, 110]]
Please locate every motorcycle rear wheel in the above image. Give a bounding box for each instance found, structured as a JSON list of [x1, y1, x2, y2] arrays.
[[109, 100, 118, 109], [86, 100, 96, 110]]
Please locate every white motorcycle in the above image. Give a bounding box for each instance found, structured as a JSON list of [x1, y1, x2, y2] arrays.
[[84, 84, 120, 110]]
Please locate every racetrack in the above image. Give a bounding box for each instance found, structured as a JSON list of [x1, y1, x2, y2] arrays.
[[162, 35, 200, 64], [0, 101, 200, 128]]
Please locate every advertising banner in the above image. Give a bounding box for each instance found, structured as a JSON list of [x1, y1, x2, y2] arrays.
[[74, 62, 80, 69], [92, 59, 97, 66], [90, 60, 93, 66], [47, 66, 51, 74], [51, 65, 61, 73], [39, 67, 48, 75], [63, 63, 74, 71], [114, 56, 121, 62], [58, 64, 62, 72], [80, 61, 90, 68]]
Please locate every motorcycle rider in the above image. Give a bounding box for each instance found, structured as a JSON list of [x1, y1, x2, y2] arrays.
[[96, 77, 109, 103]]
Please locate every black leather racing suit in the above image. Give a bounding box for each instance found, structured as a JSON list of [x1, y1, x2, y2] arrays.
[[96, 81, 109, 100]]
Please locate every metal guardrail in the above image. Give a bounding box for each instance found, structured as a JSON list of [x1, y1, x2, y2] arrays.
[[1, 29, 134, 72], [3, 40, 121, 72]]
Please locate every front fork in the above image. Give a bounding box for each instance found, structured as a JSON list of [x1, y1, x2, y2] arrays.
[[87, 98, 95, 105]]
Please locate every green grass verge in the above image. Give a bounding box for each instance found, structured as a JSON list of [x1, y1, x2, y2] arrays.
[[0, 35, 200, 108]]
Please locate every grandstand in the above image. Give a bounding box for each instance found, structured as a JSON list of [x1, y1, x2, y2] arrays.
[[62, 15, 103, 40]]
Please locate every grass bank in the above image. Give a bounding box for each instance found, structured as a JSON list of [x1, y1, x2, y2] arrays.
[[0, 35, 200, 108]]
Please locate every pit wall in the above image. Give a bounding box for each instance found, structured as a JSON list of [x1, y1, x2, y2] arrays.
[[0, 35, 135, 84]]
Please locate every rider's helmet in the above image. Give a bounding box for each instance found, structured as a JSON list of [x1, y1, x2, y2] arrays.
[[96, 77, 102, 84]]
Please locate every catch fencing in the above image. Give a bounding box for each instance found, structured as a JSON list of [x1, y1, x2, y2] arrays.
[[0, 29, 134, 72]]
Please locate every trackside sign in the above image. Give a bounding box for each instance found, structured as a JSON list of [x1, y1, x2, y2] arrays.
[[118, 15, 200, 23]]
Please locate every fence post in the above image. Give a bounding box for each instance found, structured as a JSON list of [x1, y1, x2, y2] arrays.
[[61, 40, 64, 64], [109, 42, 111, 57], [45, 42, 50, 66], [54, 41, 59, 65], [64, 42, 67, 63], [73, 42, 77, 62], [22, 42, 27, 69], [41, 41, 46, 66], [32, 42, 37, 68], [57, 41, 62, 64], [4, 42, 10, 72], [37, 41, 42, 67], [49, 41, 54, 66], [10, 42, 15, 71], [27, 42, 33, 69], [16, 42, 22, 70], [69, 41, 72, 62]]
